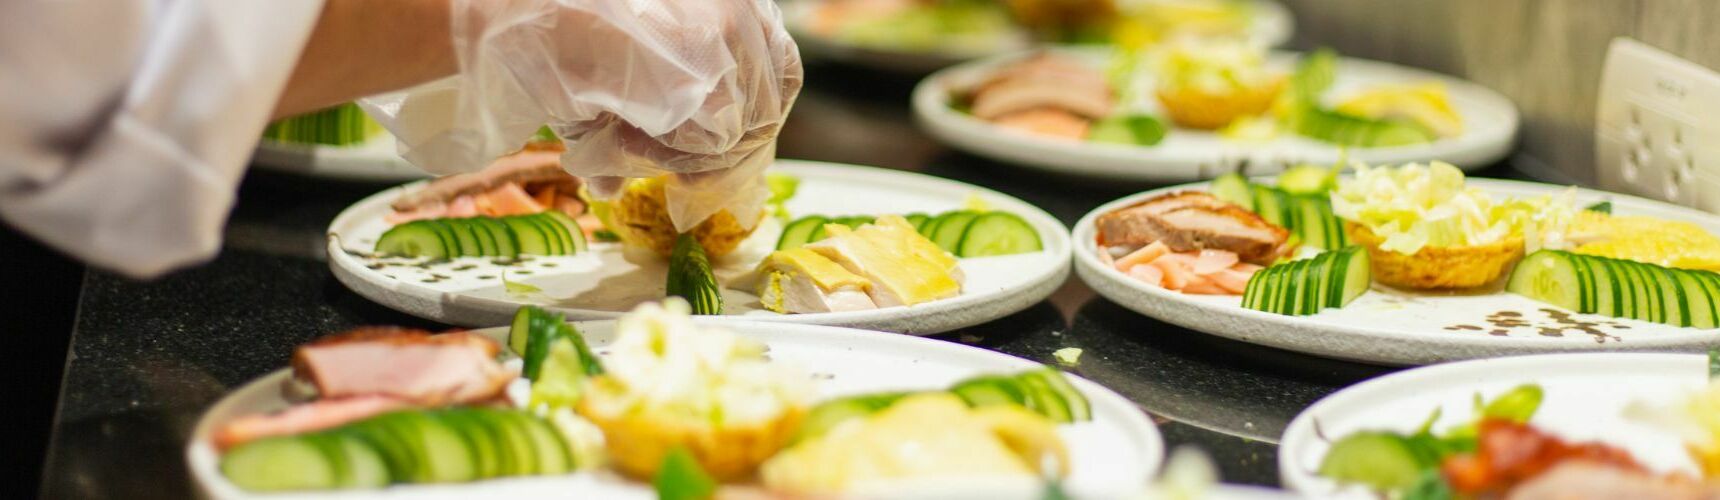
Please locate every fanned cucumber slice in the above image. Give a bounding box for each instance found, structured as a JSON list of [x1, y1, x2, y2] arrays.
[[501, 216, 553, 256], [375, 221, 452, 259], [1508, 251, 1584, 313], [221, 436, 341, 491], [1337, 247, 1371, 306], [540, 211, 589, 252], [791, 392, 911, 444], [1677, 270, 1717, 329], [1211, 173, 1255, 210], [434, 411, 502, 480], [957, 212, 1042, 257], [931, 211, 982, 252], [777, 216, 827, 250], [474, 218, 518, 258]]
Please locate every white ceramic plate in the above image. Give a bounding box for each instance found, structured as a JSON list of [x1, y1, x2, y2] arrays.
[[328, 160, 1072, 333], [915, 49, 1519, 183], [1279, 353, 1708, 498], [1074, 178, 1720, 365], [253, 133, 429, 183], [187, 321, 1164, 499], [784, 0, 1293, 74]]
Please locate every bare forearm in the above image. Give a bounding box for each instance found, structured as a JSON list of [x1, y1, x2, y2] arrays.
[[273, 0, 456, 118]]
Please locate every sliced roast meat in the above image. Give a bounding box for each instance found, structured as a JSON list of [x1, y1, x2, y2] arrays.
[[291, 327, 516, 407], [212, 395, 411, 450], [1095, 191, 1290, 265], [390, 150, 574, 212], [1503, 462, 1707, 500], [968, 53, 1114, 120]]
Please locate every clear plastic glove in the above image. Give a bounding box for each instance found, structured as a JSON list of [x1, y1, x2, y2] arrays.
[[363, 0, 802, 232]]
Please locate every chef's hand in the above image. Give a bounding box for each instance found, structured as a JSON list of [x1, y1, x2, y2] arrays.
[[367, 0, 802, 231]]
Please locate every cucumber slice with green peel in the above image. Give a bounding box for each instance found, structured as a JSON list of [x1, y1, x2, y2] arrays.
[[432, 220, 481, 256], [931, 211, 982, 253], [1508, 251, 1585, 313], [1318, 431, 1435, 491], [221, 436, 342, 491], [433, 411, 502, 480], [500, 216, 552, 256], [1620, 260, 1652, 321], [667, 234, 723, 315], [375, 221, 452, 258], [508, 305, 539, 357], [389, 411, 476, 483], [1278, 164, 1339, 195], [1337, 248, 1371, 306], [835, 216, 875, 229], [520, 309, 562, 380], [524, 215, 565, 255], [1250, 184, 1290, 227], [1023, 368, 1091, 422], [957, 212, 1042, 257], [1019, 373, 1074, 423], [920, 211, 961, 238], [1569, 254, 1594, 313], [343, 415, 420, 481], [951, 376, 1029, 408], [1654, 263, 1690, 326], [1676, 270, 1717, 329], [540, 211, 589, 252], [464, 219, 500, 256], [511, 411, 575, 474], [476, 410, 538, 476], [791, 392, 911, 444], [1596, 259, 1625, 318], [1210, 173, 1255, 210], [904, 213, 931, 231], [1632, 261, 1666, 323], [474, 218, 519, 258], [331, 432, 391, 488], [777, 216, 828, 250], [1690, 270, 1720, 329]]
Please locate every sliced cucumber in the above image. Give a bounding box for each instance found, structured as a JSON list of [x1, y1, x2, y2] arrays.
[[904, 213, 931, 232], [951, 375, 1029, 408], [501, 216, 553, 256], [1022, 368, 1091, 422], [1211, 173, 1255, 210], [434, 411, 502, 480], [475, 218, 519, 258], [1506, 251, 1584, 313], [957, 212, 1042, 257], [1677, 270, 1717, 329], [931, 211, 982, 253], [221, 436, 341, 491], [511, 411, 574, 474], [1250, 184, 1290, 227], [778, 216, 828, 250], [375, 221, 453, 259], [1278, 164, 1339, 195], [435, 220, 482, 257], [540, 210, 589, 253], [1337, 247, 1371, 306]]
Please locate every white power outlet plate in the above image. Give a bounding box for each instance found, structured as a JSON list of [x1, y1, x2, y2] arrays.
[[1597, 38, 1720, 213]]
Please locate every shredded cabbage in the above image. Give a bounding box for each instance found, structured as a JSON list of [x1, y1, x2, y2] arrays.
[[1330, 162, 1576, 255]]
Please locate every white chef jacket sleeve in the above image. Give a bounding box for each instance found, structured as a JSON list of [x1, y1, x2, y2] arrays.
[[0, 0, 325, 278]]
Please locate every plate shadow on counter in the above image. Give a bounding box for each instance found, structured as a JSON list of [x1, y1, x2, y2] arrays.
[[1059, 299, 1397, 485]]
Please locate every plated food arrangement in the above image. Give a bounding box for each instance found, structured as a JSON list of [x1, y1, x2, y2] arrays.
[[188, 302, 1164, 499], [915, 46, 1518, 182], [1281, 353, 1720, 499], [1076, 161, 1720, 365], [252, 102, 433, 182], [785, 0, 1292, 74], [328, 159, 1071, 334]]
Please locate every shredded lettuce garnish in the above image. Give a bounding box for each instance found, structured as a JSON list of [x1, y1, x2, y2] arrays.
[[1331, 162, 1576, 255]]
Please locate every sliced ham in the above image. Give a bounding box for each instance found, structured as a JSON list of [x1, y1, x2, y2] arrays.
[[291, 327, 516, 407], [1095, 191, 1291, 265], [389, 150, 574, 212], [1127, 264, 1164, 287], [476, 183, 544, 215], [992, 108, 1093, 140], [1210, 267, 1255, 294], [968, 53, 1115, 120], [213, 395, 411, 450]]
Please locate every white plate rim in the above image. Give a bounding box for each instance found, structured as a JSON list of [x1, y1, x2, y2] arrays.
[[325, 159, 1074, 334], [1276, 352, 1705, 495], [185, 320, 1166, 500], [912, 48, 1521, 182], [1072, 177, 1720, 365], [783, 0, 1293, 74]]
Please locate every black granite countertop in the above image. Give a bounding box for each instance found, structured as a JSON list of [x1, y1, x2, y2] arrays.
[[39, 61, 1525, 499]]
